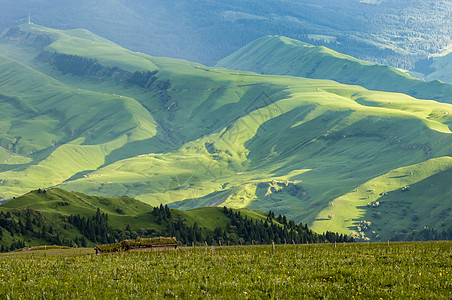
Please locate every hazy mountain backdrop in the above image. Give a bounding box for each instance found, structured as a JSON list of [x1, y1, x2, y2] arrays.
[[1, 0, 452, 75]]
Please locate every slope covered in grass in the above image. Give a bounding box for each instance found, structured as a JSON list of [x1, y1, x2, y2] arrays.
[[311, 157, 452, 240], [0, 50, 157, 199], [0, 188, 282, 249], [217, 36, 452, 103], [1, 188, 259, 231], [425, 53, 452, 84], [2, 0, 452, 68], [0, 25, 451, 240]]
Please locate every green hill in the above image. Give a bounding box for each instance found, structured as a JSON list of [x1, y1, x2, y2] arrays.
[[0, 188, 340, 251], [1, 0, 452, 68], [424, 53, 452, 84], [216, 35, 452, 104], [0, 25, 451, 241], [1, 188, 247, 231]]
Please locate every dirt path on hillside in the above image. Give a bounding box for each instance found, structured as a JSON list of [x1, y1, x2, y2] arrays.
[[149, 84, 258, 94]]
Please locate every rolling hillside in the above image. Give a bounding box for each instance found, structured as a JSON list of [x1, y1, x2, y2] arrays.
[[0, 188, 291, 250], [1, 0, 452, 68], [0, 24, 451, 240], [217, 36, 452, 104], [424, 53, 452, 84]]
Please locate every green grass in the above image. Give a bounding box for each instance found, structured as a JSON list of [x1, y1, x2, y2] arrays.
[[0, 25, 451, 240], [312, 157, 452, 240], [0, 242, 450, 299], [0, 52, 157, 199], [1, 188, 153, 218], [426, 52, 452, 84], [217, 35, 452, 104], [0, 188, 271, 246]]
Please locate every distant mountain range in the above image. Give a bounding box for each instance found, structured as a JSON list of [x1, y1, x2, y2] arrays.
[[0, 24, 451, 241], [217, 35, 452, 102], [1, 0, 452, 71], [423, 53, 452, 84]]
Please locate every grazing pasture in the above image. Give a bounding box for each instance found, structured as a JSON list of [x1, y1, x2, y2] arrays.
[[0, 242, 450, 299]]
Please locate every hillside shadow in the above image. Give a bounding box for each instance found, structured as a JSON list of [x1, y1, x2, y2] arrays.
[[167, 190, 231, 210], [101, 134, 176, 168], [64, 170, 96, 182]]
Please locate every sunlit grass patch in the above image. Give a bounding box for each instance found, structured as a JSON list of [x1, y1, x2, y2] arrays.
[[0, 242, 450, 299]]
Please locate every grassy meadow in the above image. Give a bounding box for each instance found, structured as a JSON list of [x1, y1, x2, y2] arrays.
[[0, 242, 450, 299]]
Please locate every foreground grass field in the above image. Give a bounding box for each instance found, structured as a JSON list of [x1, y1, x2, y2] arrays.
[[0, 242, 450, 299]]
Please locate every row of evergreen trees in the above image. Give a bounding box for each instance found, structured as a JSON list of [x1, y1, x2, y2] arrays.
[[116, 205, 354, 246], [391, 227, 452, 242], [221, 208, 352, 245], [0, 204, 353, 252], [36, 52, 173, 94], [0, 240, 25, 253], [68, 208, 114, 245], [37, 52, 176, 115], [38, 52, 160, 88], [0, 209, 72, 252]]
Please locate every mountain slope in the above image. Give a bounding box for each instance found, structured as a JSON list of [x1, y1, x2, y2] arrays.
[[424, 53, 452, 84], [216, 36, 452, 104], [1, 0, 452, 68], [0, 25, 451, 240], [0, 188, 287, 249], [0, 52, 157, 199], [1, 188, 246, 231]]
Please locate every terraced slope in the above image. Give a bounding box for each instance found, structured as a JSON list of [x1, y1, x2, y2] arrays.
[[0, 25, 451, 240], [217, 36, 452, 103]]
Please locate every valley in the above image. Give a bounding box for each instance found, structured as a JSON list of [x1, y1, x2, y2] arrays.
[[0, 24, 451, 241], [1, 2, 451, 299]]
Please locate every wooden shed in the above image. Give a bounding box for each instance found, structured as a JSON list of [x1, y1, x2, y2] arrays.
[[95, 237, 178, 255]]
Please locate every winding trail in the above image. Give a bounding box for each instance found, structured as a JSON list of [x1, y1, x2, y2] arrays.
[[149, 84, 259, 94]]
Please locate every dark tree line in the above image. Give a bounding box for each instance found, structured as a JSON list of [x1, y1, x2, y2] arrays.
[[36, 52, 176, 113], [137, 206, 353, 246], [36, 52, 167, 91], [152, 204, 172, 224], [220, 207, 352, 245], [0, 204, 353, 252], [391, 227, 452, 242], [0, 209, 72, 252], [68, 208, 113, 245], [67, 205, 354, 247]]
